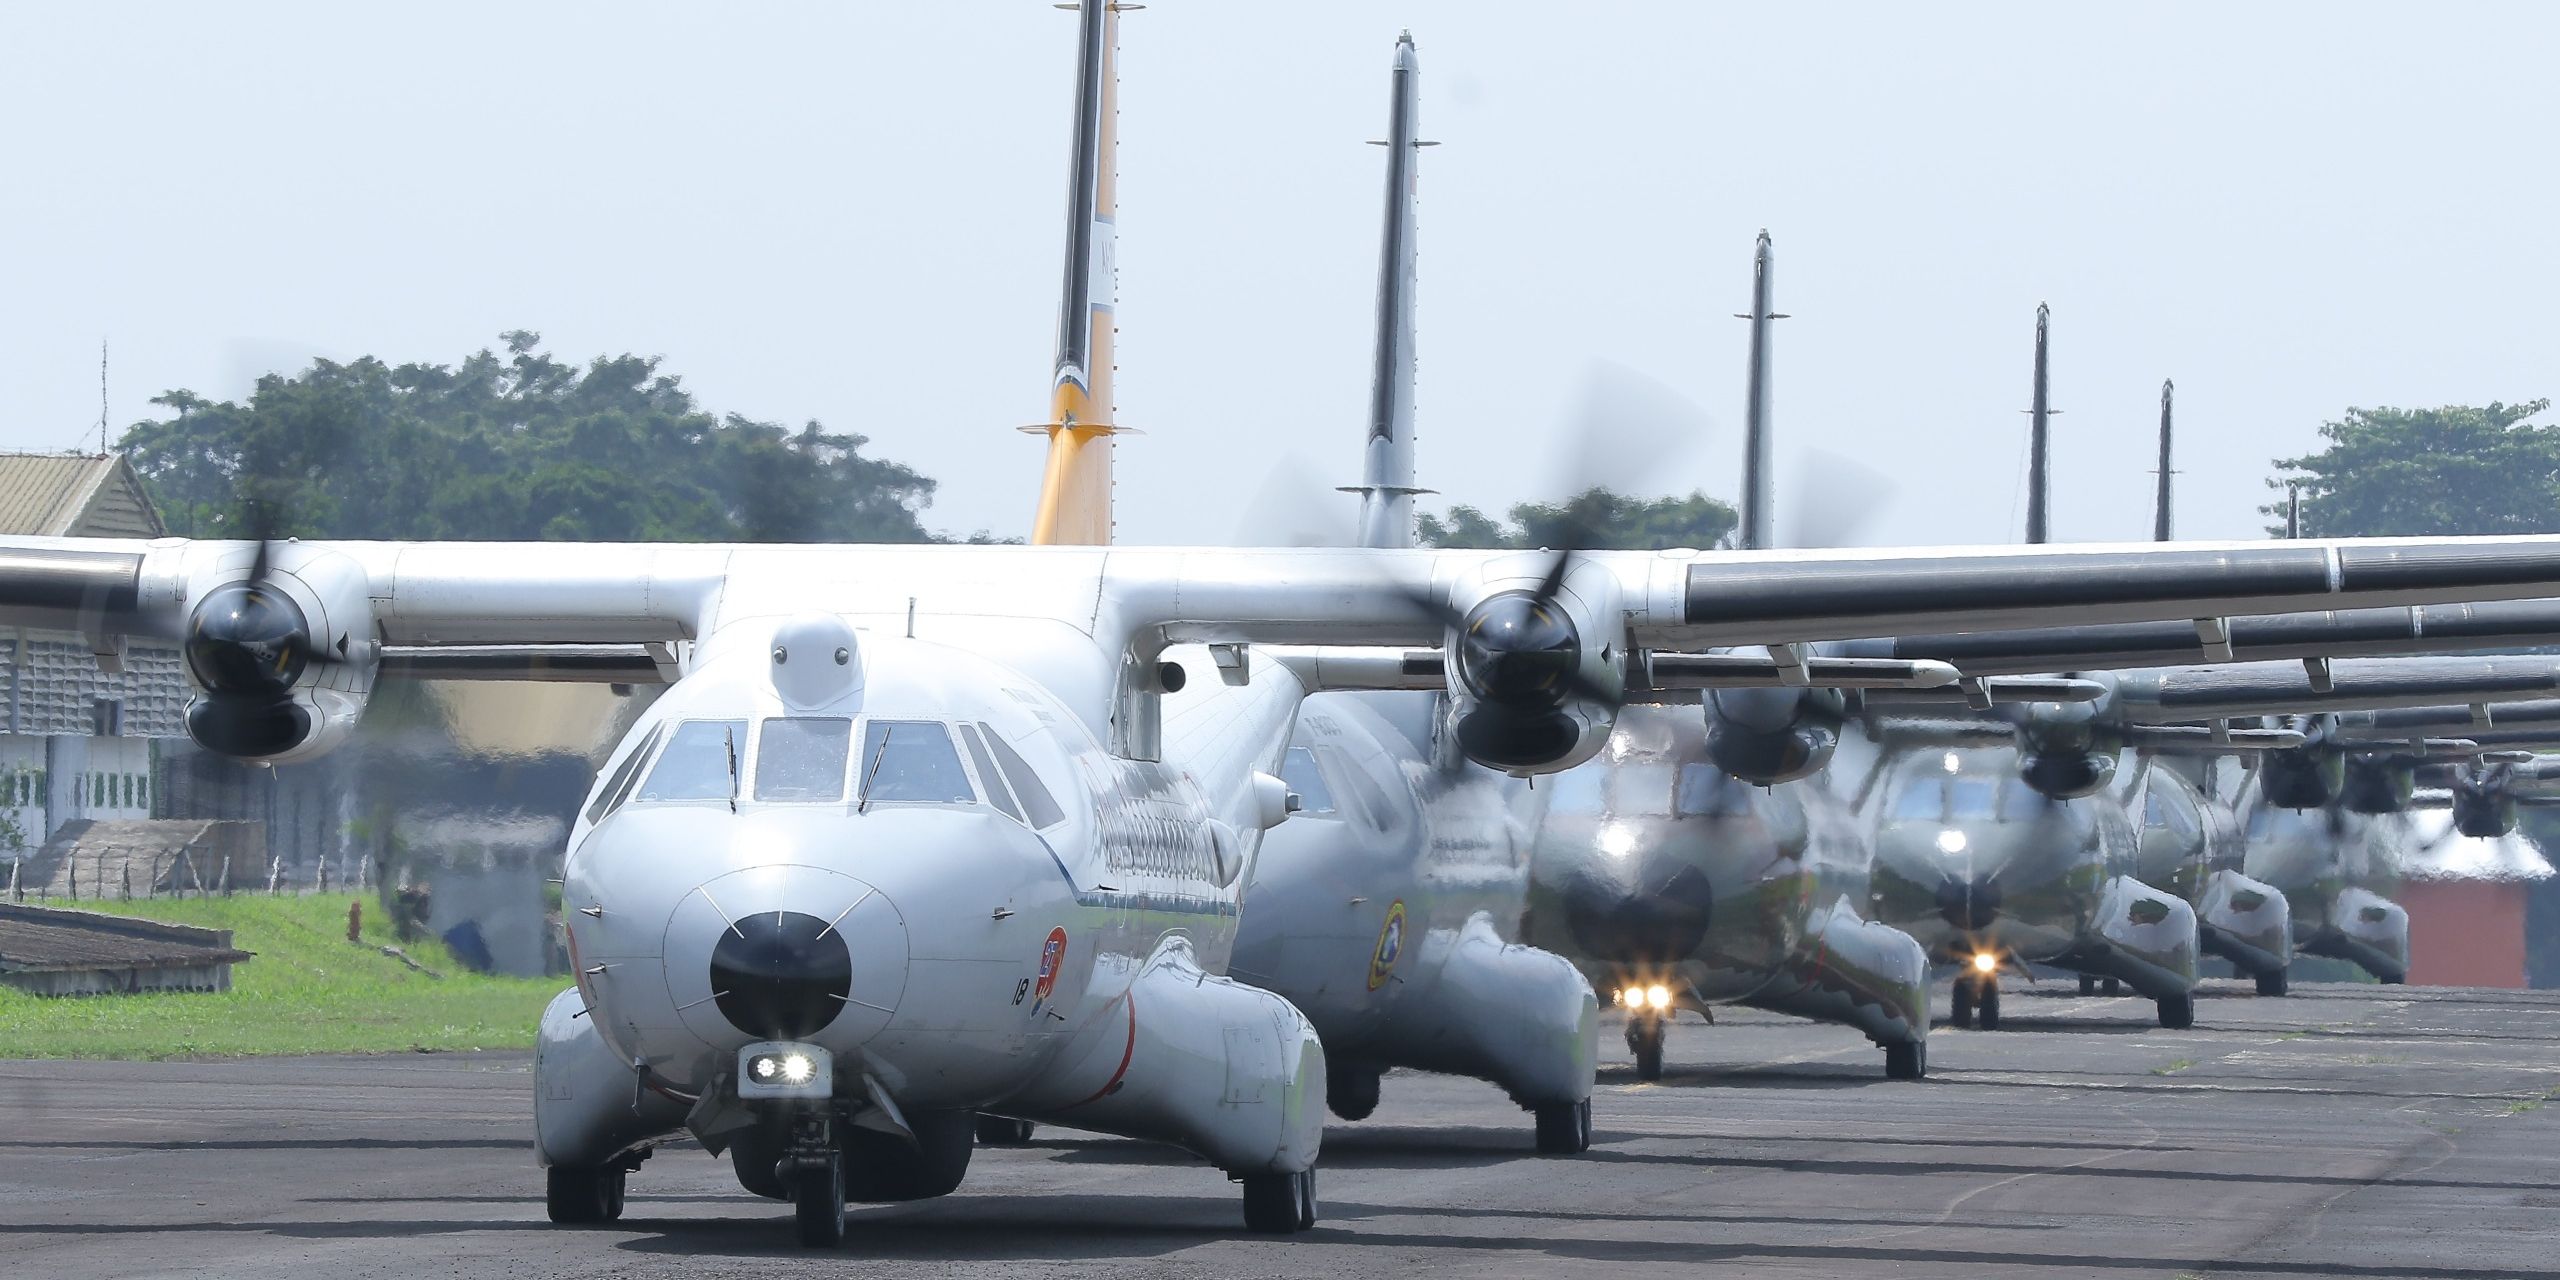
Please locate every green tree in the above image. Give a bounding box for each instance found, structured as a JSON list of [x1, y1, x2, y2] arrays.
[[121, 333, 953, 543], [1417, 487, 1738, 550], [2266, 400, 2558, 538]]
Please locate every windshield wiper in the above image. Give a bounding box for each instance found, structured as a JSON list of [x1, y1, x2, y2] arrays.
[[856, 726, 892, 814], [723, 725, 739, 814]]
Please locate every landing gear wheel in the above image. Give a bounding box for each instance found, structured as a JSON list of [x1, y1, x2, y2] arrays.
[[1534, 1097, 1593, 1155], [1884, 1039, 1927, 1080], [1976, 980, 2002, 1031], [2157, 992, 2195, 1029], [2079, 974, 2097, 996], [2380, 973, 2406, 986], [545, 1165, 625, 1225], [1242, 1168, 1316, 1234], [2102, 977, 2121, 996], [1950, 979, 1975, 1029], [1327, 1064, 1382, 1121], [792, 1149, 845, 1248], [975, 1115, 1036, 1146], [2255, 967, 2289, 998], [1627, 1016, 1666, 1081]]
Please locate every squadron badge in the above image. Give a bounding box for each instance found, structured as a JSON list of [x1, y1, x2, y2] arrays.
[[1367, 899, 1407, 991]]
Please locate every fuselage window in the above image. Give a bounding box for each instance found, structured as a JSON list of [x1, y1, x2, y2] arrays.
[[1280, 745, 1338, 817], [756, 717, 853, 802], [637, 719, 746, 803], [958, 723, 1025, 822], [587, 722, 668, 824], [982, 726, 1067, 828], [856, 720, 976, 806]]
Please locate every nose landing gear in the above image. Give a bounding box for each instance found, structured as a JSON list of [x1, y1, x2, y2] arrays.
[[785, 1114, 845, 1248], [1950, 975, 2001, 1029], [1625, 1013, 1667, 1081]]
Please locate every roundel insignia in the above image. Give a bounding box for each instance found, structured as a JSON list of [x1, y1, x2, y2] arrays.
[[1031, 926, 1069, 1016], [1367, 899, 1407, 991]]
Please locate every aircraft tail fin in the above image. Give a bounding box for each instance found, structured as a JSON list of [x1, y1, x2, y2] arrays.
[[2023, 303, 2056, 545], [2154, 380, 2175, 542], [1736, 231, 1780, 550], [1026, 0, 1125, 546], [1347, 32, 1429, 550]]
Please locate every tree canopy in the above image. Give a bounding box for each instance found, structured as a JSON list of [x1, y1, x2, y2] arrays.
[[2267, 400, 2559, 539], [1417, 487, 1739, 550], [121, 332, 963, 543]]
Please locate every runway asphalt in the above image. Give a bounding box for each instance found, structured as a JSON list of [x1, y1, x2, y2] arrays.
[[3, 978, 2556, 1279]]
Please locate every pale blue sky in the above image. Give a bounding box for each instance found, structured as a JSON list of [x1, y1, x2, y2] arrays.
[[3, 3, 2553, 547]]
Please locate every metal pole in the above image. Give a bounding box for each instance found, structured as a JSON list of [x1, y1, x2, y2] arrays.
[[2154, 380, 2174, 542]]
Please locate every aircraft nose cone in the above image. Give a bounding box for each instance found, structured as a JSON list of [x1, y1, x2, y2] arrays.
[[709, 911, 852, 1039], [1936, 876, 2002, 931]]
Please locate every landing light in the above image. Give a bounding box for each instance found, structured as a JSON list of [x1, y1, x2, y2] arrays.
[[1598, 822, 1638, 860], [1645, 984, 1672, 1010], [1936, 830, 1968, 854], [1970, 952, 1999, 975], [1942, 752, 1961, 773], [738, 1042, 833, 1100]]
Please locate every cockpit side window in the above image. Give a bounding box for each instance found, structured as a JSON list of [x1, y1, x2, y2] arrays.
[[1891, 776, 1946, 821], [957, 724, 1025, 822], [586, 722, 667, 825], [981, 726, 1066, 828], [1280, 745, 1338, 817], [637, 719, 747, 803], [855, 720, 976, 806], [755, 717, 853, 802]]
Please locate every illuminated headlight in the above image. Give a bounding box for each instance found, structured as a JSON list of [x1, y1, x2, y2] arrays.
[[737, 1041, 832, 1100], [1645, 984, 1673, 1010], [1970, 952, 1999, 975], [1936, 829, 1968, 854]]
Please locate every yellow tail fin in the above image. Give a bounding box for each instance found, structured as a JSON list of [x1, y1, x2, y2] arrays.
[[1027, 0, 1122, 546]]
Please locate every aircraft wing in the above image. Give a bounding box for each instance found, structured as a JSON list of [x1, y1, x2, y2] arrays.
[[1853, 597, 2560, 675], [19, 534, 2560, 656]]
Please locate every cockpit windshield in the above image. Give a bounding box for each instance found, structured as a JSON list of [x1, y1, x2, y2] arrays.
[[637, 719, 747, 803], [1891, 773, 2031, 822], [855, 720, 977, 806], [755, 717, 853, 802]]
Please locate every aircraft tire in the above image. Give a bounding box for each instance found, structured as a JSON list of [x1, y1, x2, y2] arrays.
[[1885, 1039, 1926, 1080], [2079, 974, 2097, 996], [793, 1149, 846, 1248], [1534, 1097, 1593, 1155], [1950, 980, 1975, 1029], [1327, 1065, 1382, 1121], [1977, 981, 2002, 1031], [544, 1166, 624, 1225], [975, 1115, 1037, 1146], [1242, 1168, 1315, 1234], [2157, 993, 2195, 1029], [2102, 977, 2121, 996], [2255, 967, 2289, 998], [1628, 1018, 1666, 1081], [2379, 973, 2406, 986]]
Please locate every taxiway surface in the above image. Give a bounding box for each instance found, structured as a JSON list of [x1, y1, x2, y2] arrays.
[[4, 979, 2556, 1279]]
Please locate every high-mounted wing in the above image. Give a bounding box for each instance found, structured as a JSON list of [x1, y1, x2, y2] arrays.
[[1857, 597, 2560, 676]]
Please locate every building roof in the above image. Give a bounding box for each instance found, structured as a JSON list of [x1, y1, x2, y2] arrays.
[[0, 453, 166, 538], [0, 902, 252, 975]]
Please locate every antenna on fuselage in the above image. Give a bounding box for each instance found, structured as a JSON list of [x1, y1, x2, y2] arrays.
[[1343, 31, 1434, 550]]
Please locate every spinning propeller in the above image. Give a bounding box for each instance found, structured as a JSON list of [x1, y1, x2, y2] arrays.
[[181, 505, 349, 758]]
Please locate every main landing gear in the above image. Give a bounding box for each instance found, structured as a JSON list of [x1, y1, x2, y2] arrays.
[[1626, 1013, 1667, 1081], [1950, 976, 2001, 1030], [2255, 967, 2290, 997], [2080, 974, 2122, 996], [1884, 1039, 1927, 1080], [1534, 1097, 1593, 1155], [975, 1114, 1037, 1145], [2156, 992, 2195, 1029], [1327, 1063, 1382, 1122], [545, 1165, 626, 1225], [1241, 1167, 1318, 1234]]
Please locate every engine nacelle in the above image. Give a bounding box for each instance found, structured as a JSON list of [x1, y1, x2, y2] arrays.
[[1704, 685, 1839, 786], [2453, 788, 2519, 838], [2020, 748, 2116, 799], [1442, 554, 1624, 775], [2011, 702, 2116, 799], [2340, 754, 2414, 816], [177, 544, 379, 764], [2260, 747, 2345, 810]]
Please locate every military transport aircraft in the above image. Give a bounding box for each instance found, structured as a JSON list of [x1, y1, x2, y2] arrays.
[[1211, 33, 1602, 1154], [35, 1, 2560, 1252]]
